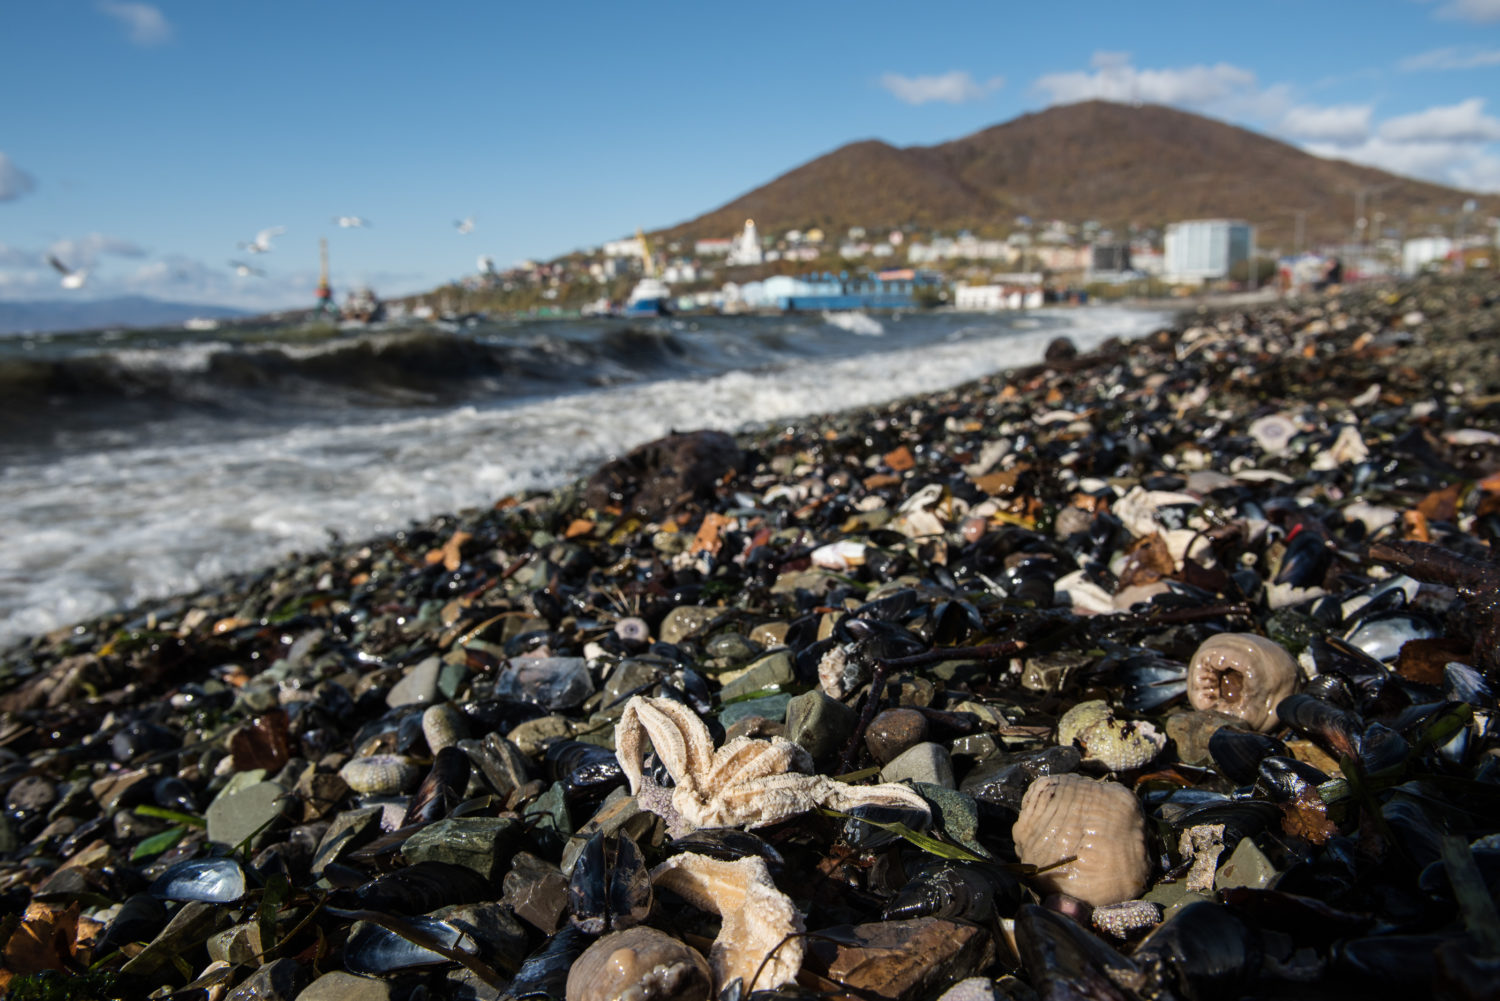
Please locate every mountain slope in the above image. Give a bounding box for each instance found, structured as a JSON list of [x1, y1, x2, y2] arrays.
[[661, 101, 1495, 251], [0, 296, 248, 336]]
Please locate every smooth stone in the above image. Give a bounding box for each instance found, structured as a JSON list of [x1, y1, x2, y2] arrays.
[[521, 779, 571, 841], [437, 660, 470, 700], [1019, 651, 1091, 693], [6, 775, 57, 814], [310, 806, 384, 876], [296, 971, 396, 1001], [913, 783, 985, 857], [402, 817, 520, 881], [785, 689, 857, 763], [206, 779, 288, 850], [803, 917, 994, 1001], [949, 734, 1000, 760], [207, 922, 265, 966], [560, 794, 661, 876], [89, 767, 152, 813], [507, 716, 574, 757], [293, 770, 350, 822], [601, 659, 665, 707], [658, 606, 719, 645], [225, 957, 308, 1001], [386, 656, 441, 708], [866, 708, 930, 765], [719, 650, 796, 701], [1215, 836, 1279, 891], [749, 622, 790, 647], [443, 968, 505, 1001], [706, 631, 760, 662], [502, 852, 570, 934], [719, 693, 792, 729], [1165, 709, 1243, 766], [936, 977, 1001, 1001], [121, 900, 228, 976], [881, 742, 954, 789]]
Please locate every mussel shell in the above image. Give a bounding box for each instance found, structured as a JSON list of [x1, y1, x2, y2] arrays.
[[1344, 610, 1442, 663], [402, 745, 471, 826], [1444, 662, 1494, 708], [1134, 900, 1263, 1001], [347, 860, 491, 915], [1013, 904, 1138, 1001], [1253, 755, 1329, 803], [1169, 800, 1281, 856], [1209, 729, 1289, 787], [151, 775, 199, 813], [840, 801, 932, 848], [545, 740, 625, 801], [1273, 528, 1332, 588], [1276, 694, 1364, 760], [509, 924, 591, 1001], [149, 857, 247, 903], [343, 916, 476, 974], [1333, 933, 1455, 987], [664, 828, 786, 877], [1309, 636, 1391, 701], [94, 892, 168, 955], [882, 860, 1023, 923], [1357, 722, 1410, 775], [568, 831, 652, 935], [960, 746, 1082, 812]]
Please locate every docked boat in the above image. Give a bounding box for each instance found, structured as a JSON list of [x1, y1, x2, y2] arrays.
[[622, 277, 672, 317]]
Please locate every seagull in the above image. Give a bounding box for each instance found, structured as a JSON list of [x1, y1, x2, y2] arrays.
[[47, 254, 88, 289], [333, 216, 370, 228], [239, 226, 286, 254], [229, 260, 264, 278], [454, 216, 476, 235]]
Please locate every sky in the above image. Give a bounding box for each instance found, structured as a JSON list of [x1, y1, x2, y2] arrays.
[[1, 0, 1498, 311]]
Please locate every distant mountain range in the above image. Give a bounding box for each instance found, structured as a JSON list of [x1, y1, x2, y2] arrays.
[[0, 296, 248, 336], [658, 101, 1497, 251]]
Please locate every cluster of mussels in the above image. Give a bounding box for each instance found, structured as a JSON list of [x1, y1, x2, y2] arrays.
[[2, 273, 1500, 1001]]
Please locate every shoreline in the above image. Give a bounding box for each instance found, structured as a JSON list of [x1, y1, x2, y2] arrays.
[[1, 272, 1498, 998]]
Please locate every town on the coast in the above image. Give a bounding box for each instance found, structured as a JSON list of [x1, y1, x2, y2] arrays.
[[391, 205, 1498, 323]]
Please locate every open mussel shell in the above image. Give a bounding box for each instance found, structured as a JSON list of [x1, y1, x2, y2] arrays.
[[568, 830, 651, 935], [1344, 608, 1442, 664], [148, 856, 247, 903], [1309, 636, 1391, 701], [1134, 900, 1264, 1001], [401, 745, 471, 826], [343, 916, 477, 974], [1209, 729, 1289, 787]]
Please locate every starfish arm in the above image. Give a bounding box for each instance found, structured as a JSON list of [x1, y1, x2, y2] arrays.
[[617, 696, 716, 798], [651, 852, 805, 992], [713, 772, 833, 829], [706, 735, 809, 790], [814, 777, 933, 819]]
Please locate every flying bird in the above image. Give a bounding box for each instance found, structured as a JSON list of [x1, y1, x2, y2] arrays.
[[239, 226, 286, 254], [333, 216, 370, 228], [228, 260, 264, 278], [454, 216, 476, 235], [47, 254, 88, 289]]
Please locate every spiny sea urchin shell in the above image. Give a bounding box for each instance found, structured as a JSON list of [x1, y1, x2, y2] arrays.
[[1012, 773, 1151, 907], [1056, 699, 1165, 771], [1187, 633, 1299, 732]]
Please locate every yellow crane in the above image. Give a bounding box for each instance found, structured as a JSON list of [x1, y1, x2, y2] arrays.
[[636, 227, 656, 278]]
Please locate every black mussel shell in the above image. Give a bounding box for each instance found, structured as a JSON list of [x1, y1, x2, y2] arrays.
[[94, 892, 168, 956], [665, 828, 786, 877], [882, 859, 1023, 923], [1357, 721, 1410, 775], [343, 916, 477, 974], [960, 746, 1082, 812], [1333, 933, 1459, 988], [149, 857, 247, 903], [545, 740, 625, 801], [1276, 694, 1365, 760], [839, 801, 932, 848], [508, 924, 591, 1001], [1344, 609, 1442, 664], [1210, 729, 1289, 786], [402, 745, 471, 826], [151, 775, 198, 814], [1170, 800, 1281, 857], [568, 831, 651, 935], [1253, 755, 1329, 803], [346, 860, 491, 915], [1134, 900, 1263, 1001], [1309, 636, 1390, 701], [1014, 904, 1139, 1001]]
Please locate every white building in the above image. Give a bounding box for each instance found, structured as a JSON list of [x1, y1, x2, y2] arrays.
[[602, 237, 646, 259], [1402, 236, 1453, 275], [695, 238, 733, 256], [1164, 219, 1254, 282], [727, 219, 763, 266]]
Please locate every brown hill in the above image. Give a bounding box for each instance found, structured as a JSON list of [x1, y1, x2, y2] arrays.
[[659, 101, 1496, 252]]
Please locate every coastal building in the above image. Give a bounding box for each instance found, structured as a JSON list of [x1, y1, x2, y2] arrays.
[[731, 270, 939, 311], [728, 220, 764, 266], [695, 238, 733, 256], [1164, 219, 1254, 283], [1402, 236, 1454, 275], [602, 237, 646, 259]]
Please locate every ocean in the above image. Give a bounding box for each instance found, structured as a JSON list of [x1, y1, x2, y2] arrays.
[[0, 306, 1169, 649]]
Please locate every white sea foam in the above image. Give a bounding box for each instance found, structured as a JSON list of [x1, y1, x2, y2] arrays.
[[822, 311, 885, 336], [0, 307, 1165, 648]]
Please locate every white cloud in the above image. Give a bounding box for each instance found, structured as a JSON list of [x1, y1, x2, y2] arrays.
[[880, 71, 1004, 106], [46, 233, 148, 268], [0, 153, 36, 201], [97, 1, 172, 46], [1435, 0, 1500, 22], [1031, 51, 1292, 123], [0, 242, 37, 267], [1306, 136, 1500, 193], [1400, 46, 1500, 70], [1280, 104, 1373, 144], [1380, 98, 1500, 142]]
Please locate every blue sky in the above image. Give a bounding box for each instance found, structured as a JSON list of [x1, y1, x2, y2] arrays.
[[1, 0, 1498, 310]]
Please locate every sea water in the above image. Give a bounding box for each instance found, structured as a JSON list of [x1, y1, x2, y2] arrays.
[[0, 306, 1168, 648]]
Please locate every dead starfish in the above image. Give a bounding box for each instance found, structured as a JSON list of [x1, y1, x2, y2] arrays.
[[652, 851, 804, 991], [615, 695, 930, 837]]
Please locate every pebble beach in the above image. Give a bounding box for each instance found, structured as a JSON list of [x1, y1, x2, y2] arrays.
[[2, 272, 1500, 1001]]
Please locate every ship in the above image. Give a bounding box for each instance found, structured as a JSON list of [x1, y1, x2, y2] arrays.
[[620, 227, 672, 317]]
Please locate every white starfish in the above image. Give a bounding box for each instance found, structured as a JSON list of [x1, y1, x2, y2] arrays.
[[652, 852, 804, 992], [615, 695, 930, 837]]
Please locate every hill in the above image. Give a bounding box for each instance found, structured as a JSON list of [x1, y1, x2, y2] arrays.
[[0, 296, 249, 336], [658, 101, 1497, 252]]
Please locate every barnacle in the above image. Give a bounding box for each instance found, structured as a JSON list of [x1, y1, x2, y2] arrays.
[[1056, 699, 1165, 771]]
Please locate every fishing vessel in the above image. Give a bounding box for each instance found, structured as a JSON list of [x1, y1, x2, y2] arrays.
[[620, 227, 672, 317]]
